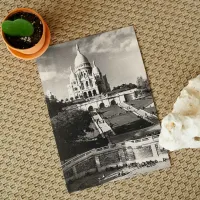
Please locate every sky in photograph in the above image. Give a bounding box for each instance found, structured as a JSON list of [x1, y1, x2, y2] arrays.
[[37, 26, 147, 100]]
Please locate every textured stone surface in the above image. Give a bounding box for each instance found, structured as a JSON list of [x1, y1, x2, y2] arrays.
[[0, 0, 200, 199]]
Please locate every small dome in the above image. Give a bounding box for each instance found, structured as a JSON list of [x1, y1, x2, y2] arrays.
[[74, 44, 89, 69], [92, 61, 101, 75]]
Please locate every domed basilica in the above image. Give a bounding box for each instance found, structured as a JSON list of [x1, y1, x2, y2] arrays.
[[68, 45, 111, 100]]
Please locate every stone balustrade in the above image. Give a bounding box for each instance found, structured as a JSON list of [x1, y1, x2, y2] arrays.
[[62, 135, 168, 182]]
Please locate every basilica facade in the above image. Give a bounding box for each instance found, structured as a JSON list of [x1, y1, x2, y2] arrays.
[[68, 45, 110, 100]]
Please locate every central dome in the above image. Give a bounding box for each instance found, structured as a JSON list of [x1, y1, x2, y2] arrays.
[[74, 44, 90, 69]]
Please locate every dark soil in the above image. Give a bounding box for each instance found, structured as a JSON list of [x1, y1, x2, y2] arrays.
[[5, 12, 43, 49]]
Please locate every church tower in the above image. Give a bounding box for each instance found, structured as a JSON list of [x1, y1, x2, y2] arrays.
[[68, 66, 80, 99], [68, 45, 110, 100], [92, 61, 108, 94]]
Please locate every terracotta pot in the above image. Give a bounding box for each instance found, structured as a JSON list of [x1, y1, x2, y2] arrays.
[[1, 8, 51, 60]]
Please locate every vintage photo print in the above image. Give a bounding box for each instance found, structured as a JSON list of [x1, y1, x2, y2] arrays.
[[37, 26, 170, 193]]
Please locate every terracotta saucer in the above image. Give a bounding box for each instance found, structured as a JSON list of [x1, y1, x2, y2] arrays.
[[7, 23, 51, 60]]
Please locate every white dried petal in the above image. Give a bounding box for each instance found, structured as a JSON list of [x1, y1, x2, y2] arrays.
[[159, 75, 200, 150]]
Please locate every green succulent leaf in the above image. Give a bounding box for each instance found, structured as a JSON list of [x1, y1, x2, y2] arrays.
[[2, 19, 34, 37]]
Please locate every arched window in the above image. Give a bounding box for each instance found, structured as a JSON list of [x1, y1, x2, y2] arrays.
[[88, 106, 93, 112], [93, 90, 97, 96], [83, 92, 88, 98], [81, 82, 84, 89], [111, 99, 116, 105], [86, 81, 89, 87], [88, 91, 92, 97], [89, 79, 93, 87], [99, 103, 105, 109]]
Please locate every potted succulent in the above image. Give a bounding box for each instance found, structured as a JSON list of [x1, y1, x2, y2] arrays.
[[1, 8, 51, 60]]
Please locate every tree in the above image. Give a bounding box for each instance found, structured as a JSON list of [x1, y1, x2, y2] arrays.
[[128, 83, 137, 89], [45, 95, 60, 117], [136, 76, 149, 89], [75, 96, 78, 100], [112, 83, 137, 91], [70, 97, 74, 101], [51, 109, 92, 141], [65, 98, 69, 102], [134, 90, 139, 98], [136, 76, 144, 88], [50, 94, 57, 102], [45, 95, 69, 118], [51, 109, 109, 161], [143, 79, 150, 90]]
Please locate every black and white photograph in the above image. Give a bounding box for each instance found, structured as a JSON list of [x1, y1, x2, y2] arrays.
[[37, 26, 170, 193]]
